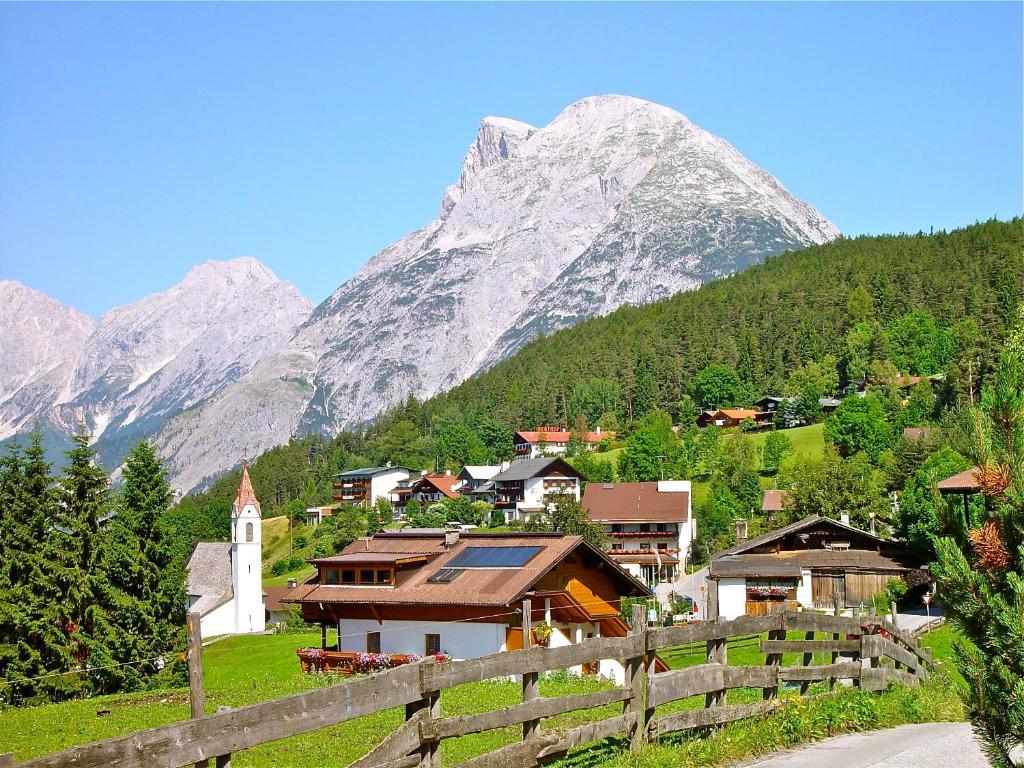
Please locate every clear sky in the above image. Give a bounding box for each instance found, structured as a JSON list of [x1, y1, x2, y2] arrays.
[[1, 2, 1021, 318]]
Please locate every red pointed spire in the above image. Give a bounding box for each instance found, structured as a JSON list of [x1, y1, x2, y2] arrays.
[[234, 459, 262, 516]]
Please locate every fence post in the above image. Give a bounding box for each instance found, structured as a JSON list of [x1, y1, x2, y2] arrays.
[[889, 603, 904, 670], [410, 663, 440, 768], [625, 602, 648, 752], [0, 753, 13, 768], [830, 592, 841, 691], [186, 611, 209, 768], [762, 614, 784, 701], [799, 629, 815, 695], [706, 579, 719, 621], [521, 598, 540, 741], [214, 707, 232, 767], [705, 620, 727, 709]]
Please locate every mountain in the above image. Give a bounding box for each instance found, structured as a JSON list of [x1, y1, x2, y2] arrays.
[[0, 259, 312, 469], [153, 94, 839, 491], [0, 281, 94, 450]]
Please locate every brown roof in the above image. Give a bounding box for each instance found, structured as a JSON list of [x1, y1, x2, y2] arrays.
[[310, 552, 427, 565], [583, 482, 689, 523], [714, 514, 885, 557], [285, 532, 650, 608], [761, 490, 789, 513], [340, 535, 448, 556], [415, 473, 461, 499], [936, 466, 982, 494], [710, 549, 911, 578], [264, 585, 295, 613], [719, 408, 758, 420], [233, 461, 261, 515]]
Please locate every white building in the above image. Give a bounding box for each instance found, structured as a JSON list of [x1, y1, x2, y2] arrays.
[[185, 462, 266, 637], [332, 466, 415, 507], [513, 427, 613, 459], [489, 457, 584, 522], [583, 480, 696, 585]]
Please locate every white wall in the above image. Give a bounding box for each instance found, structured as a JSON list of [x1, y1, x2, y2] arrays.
[[370, 470, 411, 505], [796, 569, 813, 609], [231, 501, 265, 634], [717, 578, 747, 620], [200, 600, 237, 639], [337, 618, 507, 660]]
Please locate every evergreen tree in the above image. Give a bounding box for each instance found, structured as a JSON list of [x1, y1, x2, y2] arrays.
[[933, 319, 1024, 766], [51, 432, 114, 697], [824, 394, 893, 461]]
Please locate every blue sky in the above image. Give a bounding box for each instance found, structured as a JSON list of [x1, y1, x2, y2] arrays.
[[1, 2, 1021, 318]]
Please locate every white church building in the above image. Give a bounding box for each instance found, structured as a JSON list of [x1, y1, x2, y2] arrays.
[[186, 462, 266, 637]]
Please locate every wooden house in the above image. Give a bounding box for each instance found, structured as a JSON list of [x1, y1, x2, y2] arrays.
[[283, 530, 656, 683], [708, 515, 926, 619]]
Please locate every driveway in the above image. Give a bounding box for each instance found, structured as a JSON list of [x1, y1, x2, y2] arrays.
[[743, 722, 988, 768]]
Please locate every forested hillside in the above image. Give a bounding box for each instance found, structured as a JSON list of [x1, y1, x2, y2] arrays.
[[176, 219, 1022, 523]]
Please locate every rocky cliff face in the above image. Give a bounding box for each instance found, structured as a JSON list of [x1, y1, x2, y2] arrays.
[[153, 95, 839, 491], [0, 259, 311, 470]]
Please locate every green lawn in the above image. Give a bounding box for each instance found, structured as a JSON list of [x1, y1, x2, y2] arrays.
[[0, 624, 961, 767], [744, 423, 826, 470]]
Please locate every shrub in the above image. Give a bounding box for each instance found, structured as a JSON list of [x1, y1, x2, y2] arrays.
[[293, 535, 308, 549]]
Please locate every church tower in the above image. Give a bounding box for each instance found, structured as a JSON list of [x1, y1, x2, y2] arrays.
[[230, 461, 265, 633]]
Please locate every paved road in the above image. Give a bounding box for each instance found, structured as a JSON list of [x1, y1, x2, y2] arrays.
[[744, 722, 989, 768]]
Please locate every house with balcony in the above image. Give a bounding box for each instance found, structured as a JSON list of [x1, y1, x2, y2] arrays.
[[489, 457, 585, 522], [283, 530, 660, 684], [332, 466, 415, 508], [392, 471, 461, 516], [583, 481, 695, 585], [513, 426, 612, 459]]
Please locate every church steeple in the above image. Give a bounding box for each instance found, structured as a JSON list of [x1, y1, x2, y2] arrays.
[[233, 460, 262, 518]]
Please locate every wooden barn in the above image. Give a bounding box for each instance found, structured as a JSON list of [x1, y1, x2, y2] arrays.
[[708, 515, 926, 619]]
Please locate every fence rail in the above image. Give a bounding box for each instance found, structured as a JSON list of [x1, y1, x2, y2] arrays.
[[6, 608, 932, 768]]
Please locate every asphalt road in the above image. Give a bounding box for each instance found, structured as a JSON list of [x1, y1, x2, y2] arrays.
[[744, 722, 990, 768]]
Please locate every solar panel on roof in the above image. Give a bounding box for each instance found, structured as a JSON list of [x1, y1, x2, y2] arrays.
[[427, 568, 464, 583], [446, 546, 542, 568]]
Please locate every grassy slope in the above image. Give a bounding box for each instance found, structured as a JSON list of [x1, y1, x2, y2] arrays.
[[260, 516, 318, 587], [0, 624, 962, 767]]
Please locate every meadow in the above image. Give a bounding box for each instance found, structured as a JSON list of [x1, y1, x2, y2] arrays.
[[0, 623, 962, 768]]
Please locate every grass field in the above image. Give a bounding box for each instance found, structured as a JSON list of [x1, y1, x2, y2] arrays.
[[0, 623, 962, 768]]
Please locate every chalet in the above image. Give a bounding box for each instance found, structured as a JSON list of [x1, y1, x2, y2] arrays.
[[332, 466, 415, 507], [514, 426, 612, 459], [490, 457, 584, 522], [283, 531, 657, 684], [454, 465, 502, 492], [902, 427, 936, 444], [264, 584, 297, 626], [697, 408, 764, 429], [708, 514, 925, 619], [818, 397, 843, 414], [393, 472, 460, 516], [185, 463, 265, 637], [760, 489, 790, 515], [583, 481, 695, 585], [754, 396, 786, 415]]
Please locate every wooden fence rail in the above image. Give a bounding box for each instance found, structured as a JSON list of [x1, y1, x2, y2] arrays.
[[7, 608, 932, 768]]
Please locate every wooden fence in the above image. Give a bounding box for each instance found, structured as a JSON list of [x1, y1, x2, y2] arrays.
[[3, 607, 931, 768]]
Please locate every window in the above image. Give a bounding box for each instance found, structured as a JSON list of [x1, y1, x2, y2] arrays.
[[359, 569, 375, 583], [367, 632, 381, 654], [245, 522, 254, 542], [325, 569, 339, 585], [611, 524, 622, 533], [656, 523, 667, 532], [425, 633, 441, 656], [376, 569, 392, 585], [341, 569, 357, 584]]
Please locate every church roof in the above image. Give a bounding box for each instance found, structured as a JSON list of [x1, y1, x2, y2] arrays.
[[185, 542, 234, 616], [234, 461, 262, 515]]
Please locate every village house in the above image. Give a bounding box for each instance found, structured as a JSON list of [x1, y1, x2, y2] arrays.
[[513, 426, 611, 459], [490, 457, 584, 522], [760, 489, 790, 516], [332, 466, 415, 507], [454, 465, 502, 492], [696, 408, 767, 429], [283, 530, 659, 684], [582, 481, 696, 585], [264, 583, 297, 626], [185, 463, 266, 637], [708, 514, 926, 620], [392, 471, 461, 517]]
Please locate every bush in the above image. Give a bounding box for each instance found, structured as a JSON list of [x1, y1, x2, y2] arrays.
[[489, 510, 506, 527], [312, 536, 336, 558], [293, 535, 308, 549], [270, 554, 305, 576], [885, 578, 908, 608]]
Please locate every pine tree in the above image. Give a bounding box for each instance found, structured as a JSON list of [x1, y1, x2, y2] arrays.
[[932, 314, 1024, 767], [94, 442, 185, 693], [51, 432, 114, 696]]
